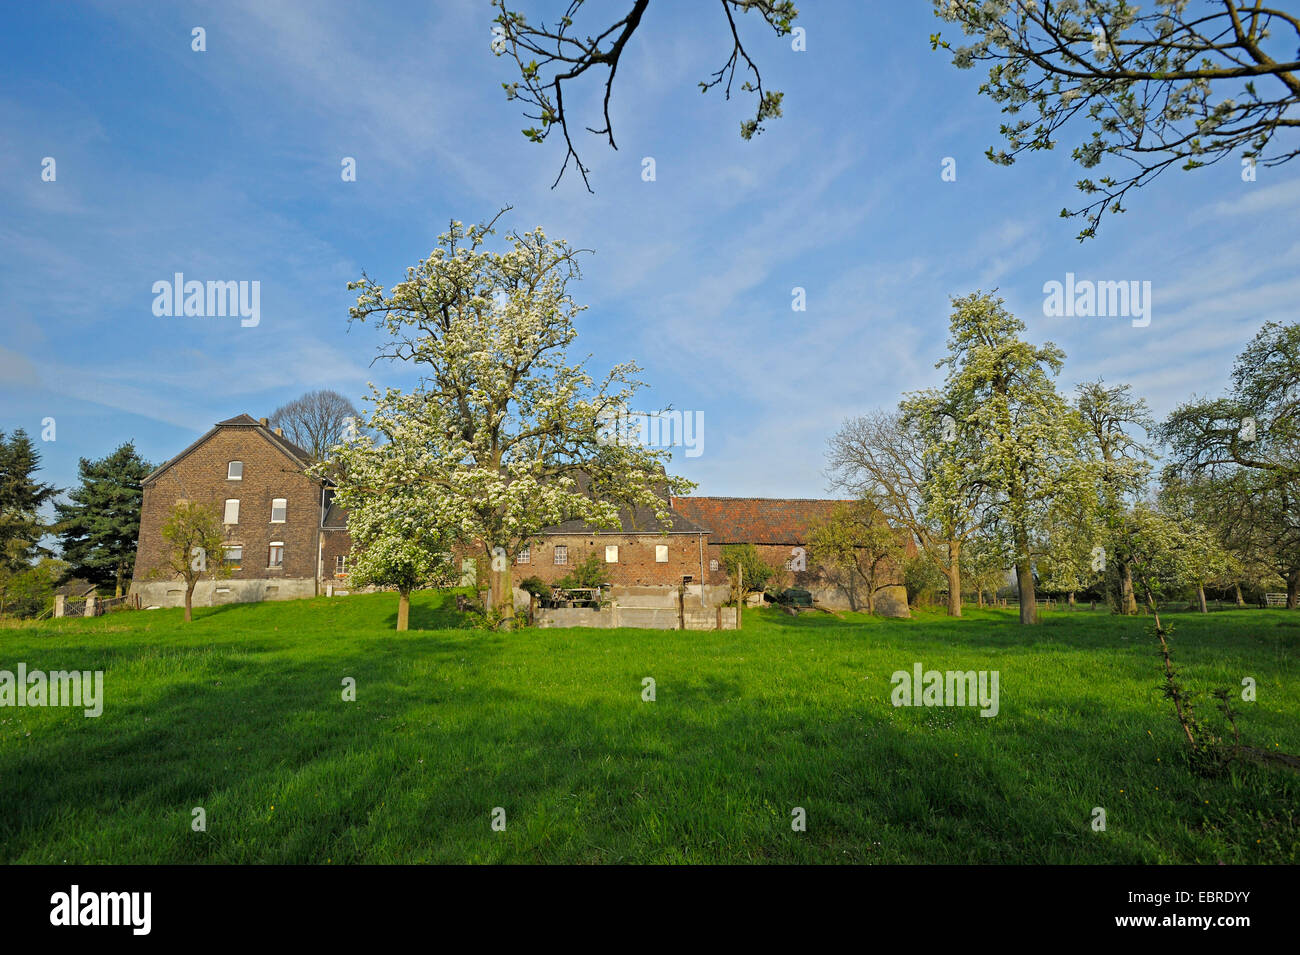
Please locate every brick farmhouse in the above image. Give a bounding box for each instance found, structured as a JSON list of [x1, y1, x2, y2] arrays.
[[131, 414, 906, 613], [132, 414, 351, 607]]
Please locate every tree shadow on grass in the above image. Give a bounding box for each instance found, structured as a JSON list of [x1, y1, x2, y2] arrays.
[[6, 624, 1294, 864]]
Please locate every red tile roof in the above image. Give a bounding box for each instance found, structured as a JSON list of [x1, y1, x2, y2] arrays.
[[670, 496, 849, 545]]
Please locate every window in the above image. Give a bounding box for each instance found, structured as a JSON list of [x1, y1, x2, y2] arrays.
[[223, 499, 239, 525], [334, 555, 347, 577], [223, 545, 243, 570], [605, 545, 619, 563], [516, 545, 531, 565], [709, 558, 719, 572], [268, 542, 284, 568], [655, 544, 669, 563], [270, 498, 287, 523], [227, 461, 243, 480], [554, 545, 568, 566]]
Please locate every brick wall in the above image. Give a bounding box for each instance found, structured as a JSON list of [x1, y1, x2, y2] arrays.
[[509, 533, 710, 588], [132, 425, 326, 597], [320, 527, 353, 583]]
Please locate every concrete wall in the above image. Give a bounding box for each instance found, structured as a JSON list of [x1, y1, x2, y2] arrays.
[[534, 604, 737, 630], [532, 583, 738, 629], [699, 541, 910, 613], [133, 577, 317, 608]]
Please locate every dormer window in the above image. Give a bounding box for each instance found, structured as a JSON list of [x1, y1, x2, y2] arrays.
[[227, 461, 243, 480]]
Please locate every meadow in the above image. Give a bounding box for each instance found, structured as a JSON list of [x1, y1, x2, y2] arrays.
[[1, 593, 1296, 864]]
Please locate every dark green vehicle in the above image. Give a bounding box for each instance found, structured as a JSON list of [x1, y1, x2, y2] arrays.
[[779, 588, 813, 608]]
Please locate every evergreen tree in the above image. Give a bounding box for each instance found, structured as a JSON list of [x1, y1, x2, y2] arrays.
[[54, 442, 152, 596], [0, 429, 59, 574]]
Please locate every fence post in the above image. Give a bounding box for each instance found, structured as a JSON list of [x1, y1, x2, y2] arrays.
[[54, 595, 65, 618], [84, 596, 97, 617]]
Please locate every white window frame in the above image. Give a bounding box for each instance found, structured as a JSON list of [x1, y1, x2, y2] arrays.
[[223, 499, 239, 525], [223, 545, 243, 569], [270, 498, 287, 523], [334, 555, 347, 577], [227, 461, 243, 480], [605, 545, 619, 563], [709, 558, 719, 572], [268, 542, 284, 568], [516, 545, 531, 565], [655, 544, 669, 563], [554, 545, 568, 566]]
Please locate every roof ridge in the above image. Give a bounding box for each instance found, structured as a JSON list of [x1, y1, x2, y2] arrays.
[[142, 412, 315, 485]]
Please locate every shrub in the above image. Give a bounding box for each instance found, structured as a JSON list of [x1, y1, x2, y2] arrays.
[[518, 576, 549, 598], [721, 544, 774, 602], [903, 554, 946, 607], [555, 552, 608, 590]]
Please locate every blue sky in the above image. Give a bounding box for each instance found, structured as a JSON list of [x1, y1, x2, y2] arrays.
[[3, 0, 1298, 499]]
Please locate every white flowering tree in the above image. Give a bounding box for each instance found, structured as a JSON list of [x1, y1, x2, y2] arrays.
[[337, 468, 457, 631], [933, 1, 1300, 239], [907, 292, 1087, 625], [337, 211, 693, 626], [1074, 380, 1155, 613]]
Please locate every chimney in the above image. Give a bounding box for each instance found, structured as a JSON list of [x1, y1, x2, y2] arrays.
[[259, 417, 269, 427], [274, 427, 283, 437]]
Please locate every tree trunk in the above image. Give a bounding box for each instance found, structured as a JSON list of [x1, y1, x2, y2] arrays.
[[946, 539, 962, 617], [736, 564, 743, 629], [1016, 558, 1037, 625], [490, 556, 514, 628], [1068, 591, 1075, 608], [1197, 584, 1208, 614], [977, 588, 984, 609], [1118, 560, 1137, 615], [396, 589, 410, 631], [1235, 582, 1245, 607], [1288, 569, 1299, 610], [184, 580, 195, 623], [114, 565, 125, 598]]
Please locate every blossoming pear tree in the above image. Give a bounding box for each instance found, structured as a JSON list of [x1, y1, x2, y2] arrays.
[[335, 211, 693, 626], [907, 292, 1087, 625], [335, 465, 458, 631]]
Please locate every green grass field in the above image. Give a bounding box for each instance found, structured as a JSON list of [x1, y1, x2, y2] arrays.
[[1, 593, 1297, 864]]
